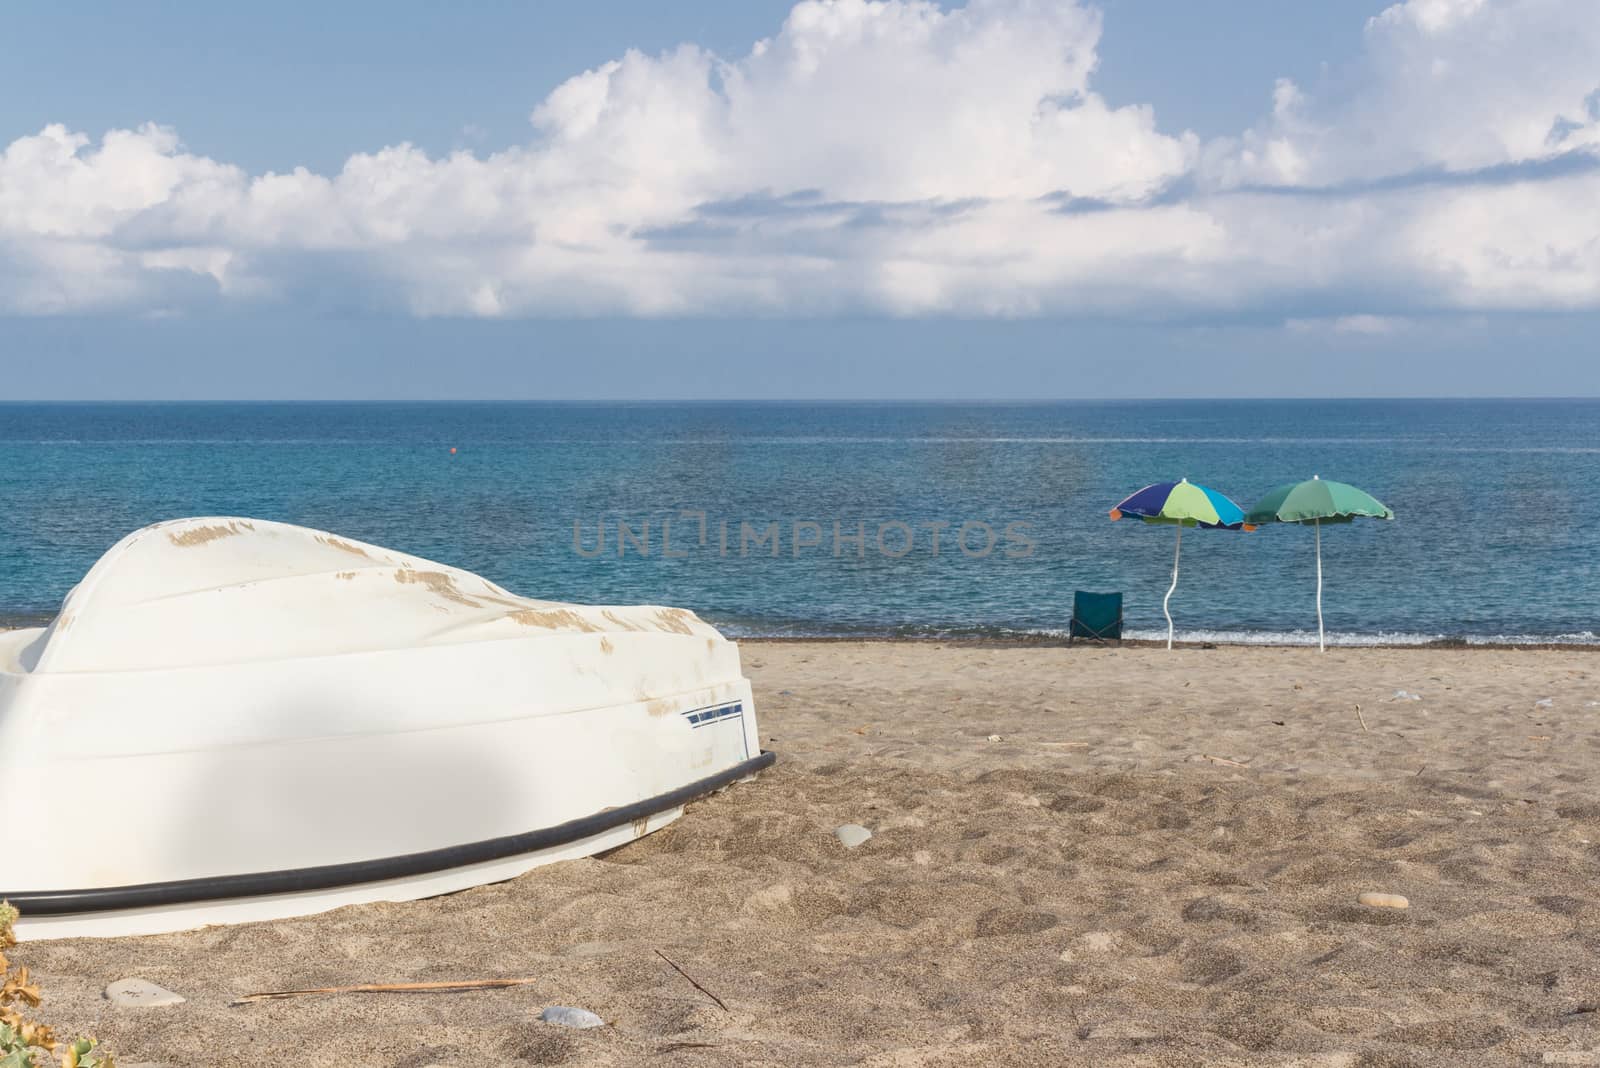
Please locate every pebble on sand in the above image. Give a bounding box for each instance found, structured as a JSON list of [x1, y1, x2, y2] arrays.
[[104, 978, 186, 1008], [1357, 892, 1409, 909], [539, 1005, 606, 1029], [834, 823, 873, 849], [987, 734, 1003, 742]]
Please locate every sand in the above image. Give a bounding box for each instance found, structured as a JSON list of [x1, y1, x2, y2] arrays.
[[13, 641, 1600, 1067]]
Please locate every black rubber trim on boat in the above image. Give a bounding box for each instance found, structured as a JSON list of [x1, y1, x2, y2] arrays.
[[2, 750, 776, 916]]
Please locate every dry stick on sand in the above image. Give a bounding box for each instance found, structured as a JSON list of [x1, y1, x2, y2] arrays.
[[656, 949, 730, 1012], [1201, 754, 1250, 768], [1356, 703, 1370, 733], [230, 977, 539, 1005]]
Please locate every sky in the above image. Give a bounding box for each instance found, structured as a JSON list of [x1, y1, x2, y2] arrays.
[[1, 0, 1597, 399]]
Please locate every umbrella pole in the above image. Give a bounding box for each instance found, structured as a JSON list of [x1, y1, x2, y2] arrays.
[[1164, 524, 1182, 650], [1315, 518, 1324, 652]]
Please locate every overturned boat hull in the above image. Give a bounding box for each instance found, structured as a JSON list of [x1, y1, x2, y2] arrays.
[[0, 518, 771, 940], [9, 745, 772, 941]]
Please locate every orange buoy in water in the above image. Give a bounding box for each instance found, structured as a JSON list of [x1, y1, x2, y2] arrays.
[[449, 447, 457, 455]]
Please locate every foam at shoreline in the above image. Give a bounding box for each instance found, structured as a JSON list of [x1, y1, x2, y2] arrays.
[[7, 610, 1597, 649], [714, 620, 1600, 647]]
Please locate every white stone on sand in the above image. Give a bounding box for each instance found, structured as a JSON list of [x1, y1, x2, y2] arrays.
[[834, 823, 873, 848], [539, 1005, 605, 1029], [104, 978, 185, 1008]]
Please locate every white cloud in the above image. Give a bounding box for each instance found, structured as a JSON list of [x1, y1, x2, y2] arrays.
[[0, 0, 1596, 320], [1216, 0, 1600, 185]]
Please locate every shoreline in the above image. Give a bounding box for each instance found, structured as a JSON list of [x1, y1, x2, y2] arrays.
[[5, 615, 1599, 653], [739, 634, 1600, 652]]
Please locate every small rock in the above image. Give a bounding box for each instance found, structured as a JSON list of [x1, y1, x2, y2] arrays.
[[104, 978, 185, 1008], [539, 1005, 605, 1029], [834, 823, 873, 849], [987, 734, 1003, 742], [1357, 892, 1409, 909]]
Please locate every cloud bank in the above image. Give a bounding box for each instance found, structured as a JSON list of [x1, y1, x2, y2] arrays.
[[1, 0, 1596, 319]]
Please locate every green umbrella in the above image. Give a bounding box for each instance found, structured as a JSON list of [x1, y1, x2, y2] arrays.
[[1244, 476, 1394, 651]]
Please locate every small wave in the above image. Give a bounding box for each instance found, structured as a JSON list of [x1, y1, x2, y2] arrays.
[[1123, 627, 1600, 647], [1432, 446, 1600, 455]]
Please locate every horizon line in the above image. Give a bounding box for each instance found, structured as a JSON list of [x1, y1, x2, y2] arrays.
[[1, 395, 1597, 405]]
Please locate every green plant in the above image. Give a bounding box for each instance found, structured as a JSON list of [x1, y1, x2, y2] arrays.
[[0, 904, 112, 1068]]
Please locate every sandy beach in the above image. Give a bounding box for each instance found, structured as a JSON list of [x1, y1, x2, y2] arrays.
[[13, 641, 1600, 1066]]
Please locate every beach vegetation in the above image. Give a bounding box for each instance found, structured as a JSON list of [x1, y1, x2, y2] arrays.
[[0, 903, 112, 1068]]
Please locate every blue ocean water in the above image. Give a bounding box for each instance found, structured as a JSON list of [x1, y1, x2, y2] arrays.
[[0, 400, 1595, 645]]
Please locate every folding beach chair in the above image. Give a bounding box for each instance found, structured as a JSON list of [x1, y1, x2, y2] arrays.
[[1069, 591, 1123, 645]]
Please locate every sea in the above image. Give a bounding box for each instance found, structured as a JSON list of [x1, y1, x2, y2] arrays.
[[0, 400, 1595, 646]]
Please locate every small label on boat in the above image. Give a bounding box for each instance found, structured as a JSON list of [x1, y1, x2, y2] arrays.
[[683, 701, 744, 728]]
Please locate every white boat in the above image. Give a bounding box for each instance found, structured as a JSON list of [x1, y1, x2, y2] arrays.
[[0, 518, 770, 940]]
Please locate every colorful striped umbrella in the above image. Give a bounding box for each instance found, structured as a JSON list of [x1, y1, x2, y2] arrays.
[[1110, 479, 1252, 649], [1244, 476, 1394, 651]]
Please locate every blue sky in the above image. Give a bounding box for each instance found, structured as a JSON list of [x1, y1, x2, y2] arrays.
[[2, 0, 1597, 399], [0, 2, 1381, 175]]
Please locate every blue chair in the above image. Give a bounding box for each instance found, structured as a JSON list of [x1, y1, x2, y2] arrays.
[[1069, 591, 1123, 645]]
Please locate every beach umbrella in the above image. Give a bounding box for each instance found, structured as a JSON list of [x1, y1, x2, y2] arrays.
[[1109, 478, 1252, 650], [1244, 476, 1393, 652]]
